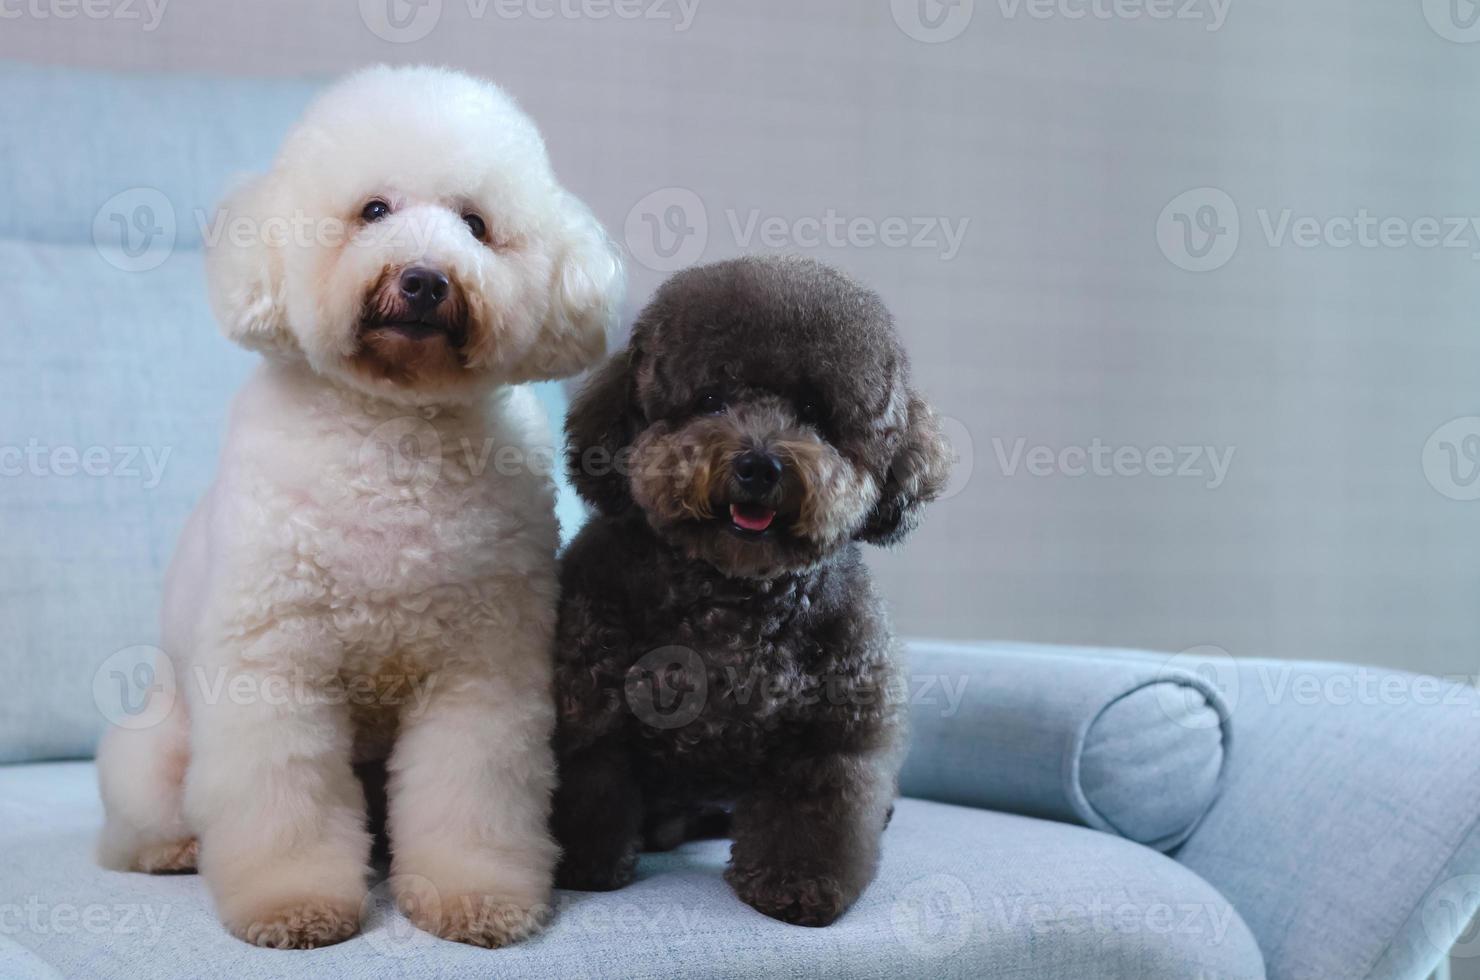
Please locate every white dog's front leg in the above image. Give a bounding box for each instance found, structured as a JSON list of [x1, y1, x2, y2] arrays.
[[387, 646, 559, 948], [184, 629, 370, 949]]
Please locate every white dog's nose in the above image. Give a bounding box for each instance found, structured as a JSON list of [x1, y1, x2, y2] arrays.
[[399, 266, 450, 314]]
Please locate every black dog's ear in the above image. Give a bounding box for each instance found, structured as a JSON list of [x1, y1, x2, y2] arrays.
[[565, 347, 643, 516], [857, 390, 953, 546]]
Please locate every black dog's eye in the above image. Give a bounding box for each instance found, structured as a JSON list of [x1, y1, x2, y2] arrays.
[[798, 400, 822, 424], [361, 199, 391, 223], [463, 212, 487, 241], [697, 390, 726, 415]]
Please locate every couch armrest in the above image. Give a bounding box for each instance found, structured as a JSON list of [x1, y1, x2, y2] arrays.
[[899, 640, 1231, 851], [1167, 656, 1480, 980]]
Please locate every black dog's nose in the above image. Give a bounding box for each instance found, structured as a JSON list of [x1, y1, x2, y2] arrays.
[[734, 450, 783, 493], [398, 266, 450, 314]]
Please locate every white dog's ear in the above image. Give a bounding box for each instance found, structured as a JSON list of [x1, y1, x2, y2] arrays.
[[204, 174, 295, 355], [514, 194, 623, 382]]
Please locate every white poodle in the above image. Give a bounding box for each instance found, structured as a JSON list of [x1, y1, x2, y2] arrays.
[[96, 65, 620, 950]]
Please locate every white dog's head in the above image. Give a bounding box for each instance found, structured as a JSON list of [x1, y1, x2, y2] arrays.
[[205, 65, 621, 404]]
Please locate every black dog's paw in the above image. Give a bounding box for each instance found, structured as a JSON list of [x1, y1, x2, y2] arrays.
[[555, 844, 638, 892], [725, 863, 849, 927]]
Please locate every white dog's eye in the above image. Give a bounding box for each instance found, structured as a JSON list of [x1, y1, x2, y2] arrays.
[[462, 212, 487, 242], [361, 199, 391, 223]]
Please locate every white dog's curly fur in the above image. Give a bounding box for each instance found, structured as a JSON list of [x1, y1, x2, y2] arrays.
[[96, 65, 621, 950]]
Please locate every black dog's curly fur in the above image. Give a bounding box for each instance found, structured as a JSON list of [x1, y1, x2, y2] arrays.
[[551, 256, 951, 926]]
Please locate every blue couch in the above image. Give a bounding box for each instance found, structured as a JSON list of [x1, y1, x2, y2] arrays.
[[4, 60, 1480, 980]]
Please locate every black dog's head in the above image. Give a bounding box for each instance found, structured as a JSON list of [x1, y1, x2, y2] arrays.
[[566, 256, 952, 579]]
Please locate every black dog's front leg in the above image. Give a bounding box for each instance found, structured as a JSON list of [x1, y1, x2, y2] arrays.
[[552, 741, 643, 891], [725, 751, 896, 926]]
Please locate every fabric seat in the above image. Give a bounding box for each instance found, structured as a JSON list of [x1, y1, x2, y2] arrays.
[[0, 762, 1263, 980]]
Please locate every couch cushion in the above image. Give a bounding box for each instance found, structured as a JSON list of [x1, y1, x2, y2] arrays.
[[0, 762, 1263, 979], [0, 239, 580, 765], [901, 641, 1230, 851], [0, 60, 319, 249]]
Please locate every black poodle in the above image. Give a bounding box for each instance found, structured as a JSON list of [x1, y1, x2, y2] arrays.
[[551, 255, 951, 926]]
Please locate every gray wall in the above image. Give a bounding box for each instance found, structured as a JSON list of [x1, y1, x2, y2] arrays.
[[6, 0, 1480, 681]]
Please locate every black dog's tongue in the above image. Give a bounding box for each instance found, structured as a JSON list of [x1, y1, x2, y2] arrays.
[[730, 503, 776, 532]]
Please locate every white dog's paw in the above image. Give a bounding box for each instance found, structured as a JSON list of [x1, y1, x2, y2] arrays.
[[392, 875, 549, 948], [134, 837, 198, 874], [422, 894, 549, 948], [230, 896, 362, 950]]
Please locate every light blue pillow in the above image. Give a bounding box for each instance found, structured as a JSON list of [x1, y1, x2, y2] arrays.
[[0, 60, 320, 248], [900, 641, 1231, 851]]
